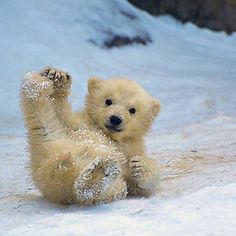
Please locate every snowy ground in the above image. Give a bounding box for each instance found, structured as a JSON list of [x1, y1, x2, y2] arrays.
[[0, 0, 236, 235]]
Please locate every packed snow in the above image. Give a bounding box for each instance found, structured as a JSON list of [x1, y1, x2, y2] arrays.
[[0, 0, 236, 235]]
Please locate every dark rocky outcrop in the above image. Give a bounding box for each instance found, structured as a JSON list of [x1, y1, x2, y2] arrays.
[[128, 0, 236, 34]]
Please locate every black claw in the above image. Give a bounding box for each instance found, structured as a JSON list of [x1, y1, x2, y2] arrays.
[[65, 75, 70, 82], [44, 68, 50, 76], [131, 160, 140, 163], [49, 70, 56, 77]]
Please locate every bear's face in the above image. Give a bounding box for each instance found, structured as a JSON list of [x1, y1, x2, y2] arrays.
[[86, 77, 160, 142]]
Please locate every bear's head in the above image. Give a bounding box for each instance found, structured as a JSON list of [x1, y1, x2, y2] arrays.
[[86, 77, 160, 142]]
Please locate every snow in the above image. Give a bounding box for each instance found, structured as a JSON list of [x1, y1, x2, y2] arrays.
[[0, 0, 236, 235], [21, 72, 52, 100]]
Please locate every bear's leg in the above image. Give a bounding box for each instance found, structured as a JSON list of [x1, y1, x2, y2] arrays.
[[74, 157, 127, 205], [21, 72, 85, 204], [20, 72, 66, 141], [34, 150, 81, 204]]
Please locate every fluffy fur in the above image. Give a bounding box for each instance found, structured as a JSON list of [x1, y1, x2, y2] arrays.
[[20, 67, 160, 205]]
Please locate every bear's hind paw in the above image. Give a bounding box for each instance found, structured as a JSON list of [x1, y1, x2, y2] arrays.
[[74, 157, 123, 205]]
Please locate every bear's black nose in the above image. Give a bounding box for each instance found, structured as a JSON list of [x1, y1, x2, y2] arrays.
[[110, 115, 122, 126]]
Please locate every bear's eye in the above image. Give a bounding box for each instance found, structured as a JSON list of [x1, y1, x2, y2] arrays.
[[105, 99, 113, 106], [129, 107, 136, 114]]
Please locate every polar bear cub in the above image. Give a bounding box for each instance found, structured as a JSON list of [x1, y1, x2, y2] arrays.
[[20, 67, 160, 205]]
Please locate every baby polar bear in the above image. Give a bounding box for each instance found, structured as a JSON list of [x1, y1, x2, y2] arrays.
[[20, 67, 160, 205]]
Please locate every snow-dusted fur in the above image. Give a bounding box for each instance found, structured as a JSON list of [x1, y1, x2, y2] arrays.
[[20, 67, 160, 205]]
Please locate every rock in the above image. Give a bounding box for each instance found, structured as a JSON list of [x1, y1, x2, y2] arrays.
[[128, 0, 236, 34]]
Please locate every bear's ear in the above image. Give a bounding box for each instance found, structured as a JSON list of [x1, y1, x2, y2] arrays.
[[88, 76, 102, 93], [151, 99, 161, 117]]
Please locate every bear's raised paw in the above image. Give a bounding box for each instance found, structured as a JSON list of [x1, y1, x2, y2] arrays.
[[40, 67, 71, 94]]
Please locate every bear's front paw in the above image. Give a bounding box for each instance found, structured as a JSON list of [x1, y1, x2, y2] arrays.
[[129, 156, 155, 188], [40, 67, 71, 94]]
